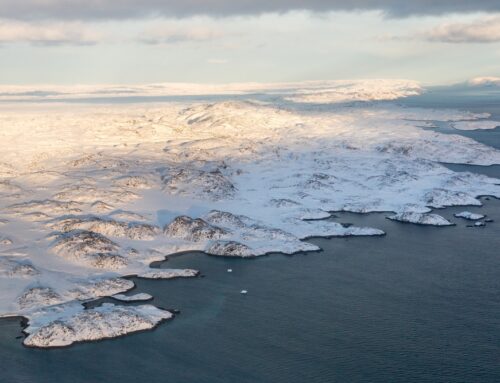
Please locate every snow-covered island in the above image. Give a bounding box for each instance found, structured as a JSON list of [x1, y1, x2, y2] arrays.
[[454, 211, 486, 221], [0, 79, 499, 347], [112, 293, 153, 302], [387, 212, 453, 226], [452, 120, 500, 131]]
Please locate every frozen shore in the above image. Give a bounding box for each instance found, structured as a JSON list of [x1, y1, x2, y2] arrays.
[[0, 79, 499, 347]]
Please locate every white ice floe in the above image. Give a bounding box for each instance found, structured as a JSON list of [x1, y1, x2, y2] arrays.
[[387, 212, 454, 226], [454, 211, 486, 220], [0, 79, 499, 346]]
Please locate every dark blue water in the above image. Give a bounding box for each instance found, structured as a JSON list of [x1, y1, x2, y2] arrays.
[[402, 87, 500, 178], [1, 200, 499, 383], [401, 85, 500, 148], [1, 89, 500, 383]]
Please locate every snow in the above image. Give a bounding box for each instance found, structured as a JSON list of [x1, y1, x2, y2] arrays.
[[0, 79, 421, 103], [283, 79, 421, 103], [0, 258, 38, 278], [70, 278, 135, 301], [452, 121, 500, 131], [0, 79, 499, 346], [51, 230, 128, 269], [454, 211, 486, 220], [0, 237, 13, 246], [164, 216, 228, 242], [24, 303, 171, 348], [387, 212, 453, 226], [49, 216, 160, 240], [112, 293, 153, 302], [137, 269, 199, 279]]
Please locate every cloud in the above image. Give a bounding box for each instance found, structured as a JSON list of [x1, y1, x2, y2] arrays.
[[0, 21, 99, 45], [140, 25, 223, 44], [468, 76, 500, 86], [422, 16, 500, 43], [207, 58, 228, 64], [1, 0, 500, 20]]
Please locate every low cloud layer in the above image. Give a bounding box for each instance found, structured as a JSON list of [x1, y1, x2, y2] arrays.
[[1, 0, 500, 20], [140, 25, 223, 45], [0, 21, 99, 45], [423, 16, 500, 43]]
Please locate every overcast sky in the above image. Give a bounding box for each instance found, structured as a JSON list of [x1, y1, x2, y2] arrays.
[[0, 1, 499, 85]]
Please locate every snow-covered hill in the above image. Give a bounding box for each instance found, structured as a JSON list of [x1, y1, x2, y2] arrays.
[[0, 80, 499, 347]]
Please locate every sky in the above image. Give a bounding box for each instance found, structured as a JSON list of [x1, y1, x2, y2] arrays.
[[0, 1, 499, 85]]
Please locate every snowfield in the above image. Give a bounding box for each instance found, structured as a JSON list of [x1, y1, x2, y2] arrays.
[[0, 79, 499, 347], [387, 212, 453, 226], [454, 211, 486, 221]]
